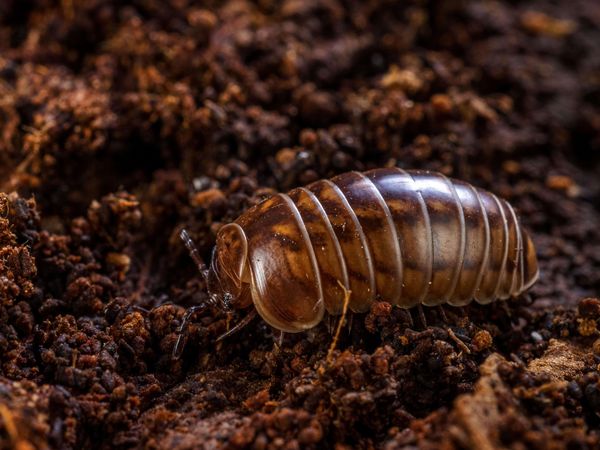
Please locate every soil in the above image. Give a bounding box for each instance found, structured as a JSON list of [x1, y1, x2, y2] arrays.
[[0, 1, 599, 449]]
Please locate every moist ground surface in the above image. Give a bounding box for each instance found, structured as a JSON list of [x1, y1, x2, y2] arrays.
[[0, 1, 599, 449]]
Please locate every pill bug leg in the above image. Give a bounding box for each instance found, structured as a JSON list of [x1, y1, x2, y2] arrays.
[[500, 300, 513, 321], [402, 309, 414, 328], [459, 307, 467, 317], [216, 309, 258, 342], [437, 305, 449, 323], [279, 331, 285, 347], [326, 315, 334, 335], [522, 293, 534, 307], [272, 330, 285, 349], [440, 305, 462, 325], [417, 304, 428, 328], [172, 304, 208, 359], [347, 313, 354, 336]]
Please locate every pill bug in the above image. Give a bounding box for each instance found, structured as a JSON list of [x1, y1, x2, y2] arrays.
[[175, 168, 538, 354]]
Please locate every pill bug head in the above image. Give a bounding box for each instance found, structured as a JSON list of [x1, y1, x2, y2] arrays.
[[521, 227, 539, 291], [207, 223, 252, 310]]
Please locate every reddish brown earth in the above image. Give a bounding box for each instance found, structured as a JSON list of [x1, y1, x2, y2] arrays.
[[1, 1, 599, 449]]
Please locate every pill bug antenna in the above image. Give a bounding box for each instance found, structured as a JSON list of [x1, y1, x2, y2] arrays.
[[172, 229, 211, 360], [180, 229, 210, 284]]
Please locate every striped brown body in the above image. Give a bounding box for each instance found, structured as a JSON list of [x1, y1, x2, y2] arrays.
[[209, 168, 539, 333]]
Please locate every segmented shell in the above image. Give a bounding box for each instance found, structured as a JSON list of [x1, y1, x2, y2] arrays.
[[211, 168, 539, 332]]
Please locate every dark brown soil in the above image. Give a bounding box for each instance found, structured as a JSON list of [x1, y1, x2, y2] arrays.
[[1, 1, 599, 449]]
